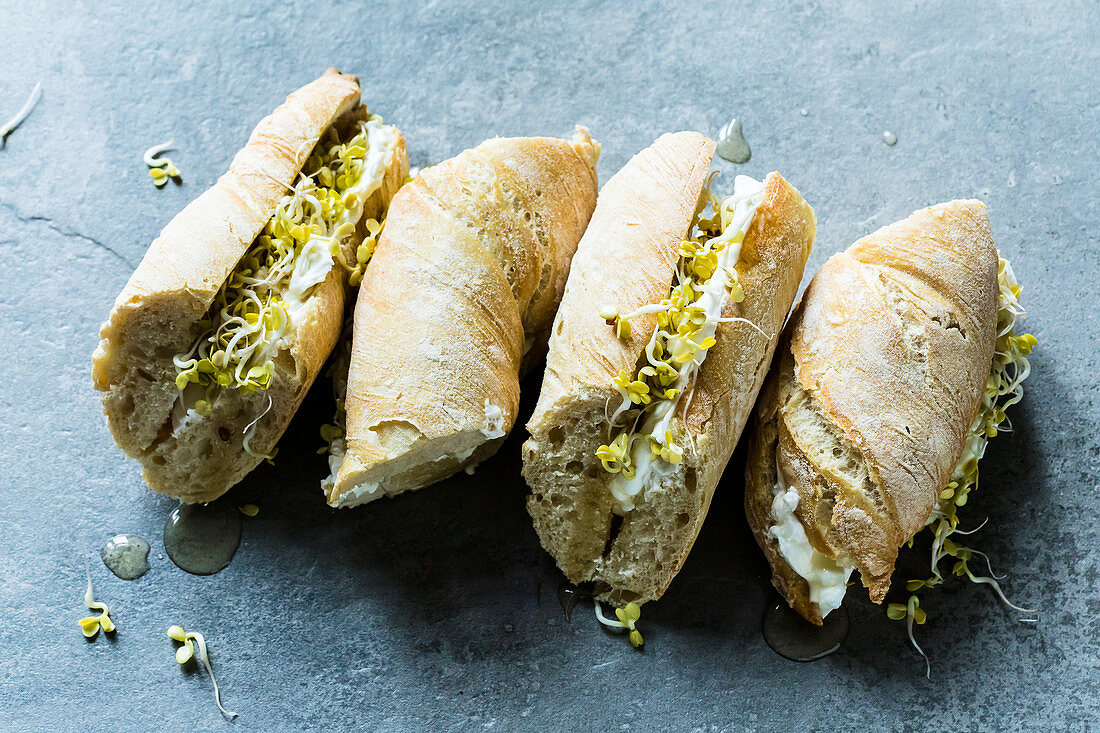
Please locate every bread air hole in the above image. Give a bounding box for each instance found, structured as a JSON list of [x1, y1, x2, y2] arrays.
[[685, 468, 698, 493], [547, 425, 565, 447], [566, 460, 583, 473], [676, 512, 691, 527], [601, 513, 624, 558], [932, 310, 965, 337]]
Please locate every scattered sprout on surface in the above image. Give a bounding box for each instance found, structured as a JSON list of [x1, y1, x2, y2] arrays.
[[888, 256, 1038, 672], [78, 549, 115, 638], [167, 624, 237, 719], [887, 596, 930, 678], [238, 504, 259, 518], [0, 82, 42, 146], [594, 600, 644, 648], [144, 140, 181, 187]]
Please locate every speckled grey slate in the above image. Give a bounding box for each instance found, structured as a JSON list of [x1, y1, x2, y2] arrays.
[[2, 1, 1098, 731]]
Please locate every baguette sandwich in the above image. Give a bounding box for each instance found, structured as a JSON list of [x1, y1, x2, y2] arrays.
[[93, 69, 409, 503], [745, 200, 1037, 630], [324, 128, 600, 507], [522, 131, 816, 610]]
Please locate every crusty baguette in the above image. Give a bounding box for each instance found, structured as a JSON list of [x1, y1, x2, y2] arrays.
[[522, 132, 816, 605], [744, 200, 998, 624], [92, 69, 408, 503], [326, 128, 600, 507]]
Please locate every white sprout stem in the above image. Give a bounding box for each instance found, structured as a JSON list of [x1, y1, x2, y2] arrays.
[[259, 170, 297, 193], [242, 393, 275, 458], [143, 139, 174, 167], [950, 517, 990, 536], [187, 632, 237, 719], [593, 600, 627, 630], [966, 547, 1006, 580], [242, 393, 274, 436], [619, 302, 671, 321], [0, 82, 42, 141], [608, 396, 633, 427], [82, 543, 95, 608], [906, 609, 931, 680], [963, 568, 1038, 615], [677, 379, 696, 427], [601, 395, 614, 433], [713, 315, 771, 339]]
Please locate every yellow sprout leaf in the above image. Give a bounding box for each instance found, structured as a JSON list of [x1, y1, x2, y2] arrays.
[[79, 617, 101, 638], [598, 304, 619, 321], [176, 641, 194, 664]]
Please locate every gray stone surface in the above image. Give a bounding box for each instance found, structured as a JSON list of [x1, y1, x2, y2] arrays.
[[2, 1, 1098, 730]]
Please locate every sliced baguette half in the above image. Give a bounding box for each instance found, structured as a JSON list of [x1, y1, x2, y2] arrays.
[[744, 200, 998, 623], [93, 69, 408, 502], [523, 132, 816, 605], [326, 129, 600, 507]]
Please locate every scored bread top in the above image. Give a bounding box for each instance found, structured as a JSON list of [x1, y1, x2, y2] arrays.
[[746, 199, 998, 615], [99, 69, 358, 344], [527, 131, 715, 432], [685, 173, 817, 440], [328, 130, 599, 506], [94, 68, 361, 402]]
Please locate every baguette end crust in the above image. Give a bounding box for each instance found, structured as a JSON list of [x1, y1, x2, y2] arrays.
[[328, 130, 600, 508], [93, 70, 408, 503], [745, 199, 999, 621], [524, 138, 815, 604]]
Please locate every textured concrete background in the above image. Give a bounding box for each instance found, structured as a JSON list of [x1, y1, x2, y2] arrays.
[[1, 1, 1098, 730]]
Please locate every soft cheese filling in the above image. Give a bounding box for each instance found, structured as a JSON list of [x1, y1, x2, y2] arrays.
[[595, 175, 765, 514], [768, 460, 853, 616], [170, 113, 398, 456], [481, 400, 507, 439]]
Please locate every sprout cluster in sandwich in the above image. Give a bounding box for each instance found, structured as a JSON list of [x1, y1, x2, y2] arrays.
[[171, 114, 396, 431], [595, 175, 766, 514]]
